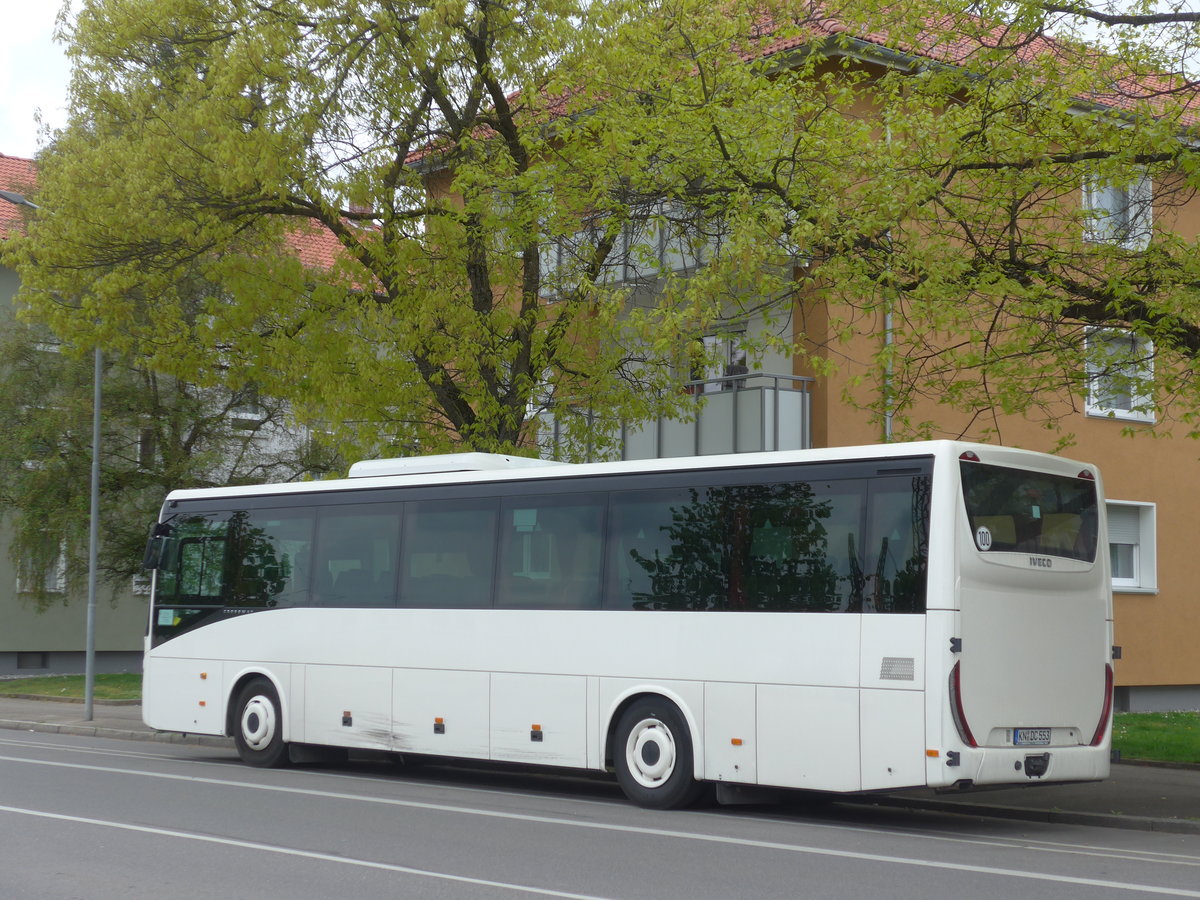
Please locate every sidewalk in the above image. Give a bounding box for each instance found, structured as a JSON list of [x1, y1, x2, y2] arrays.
[[1, 695, 1196, 833], [0, 694, 232, 748], [861, 762, 1200, 834]]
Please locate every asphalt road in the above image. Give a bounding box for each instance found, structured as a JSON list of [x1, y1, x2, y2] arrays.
[[2, 729, 1200, 900]]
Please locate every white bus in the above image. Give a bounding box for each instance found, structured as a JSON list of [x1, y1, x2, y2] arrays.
[[142, 441, 1113, 808]]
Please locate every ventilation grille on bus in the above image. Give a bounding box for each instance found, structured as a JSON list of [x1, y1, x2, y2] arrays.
[[880, 657, 915, 681]]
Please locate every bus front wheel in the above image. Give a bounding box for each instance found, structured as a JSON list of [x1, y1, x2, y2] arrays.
[[232, 678, 289, 768], [614, 697, 703, 809]]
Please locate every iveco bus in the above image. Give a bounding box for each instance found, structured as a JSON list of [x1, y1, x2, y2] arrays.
[[142, 442, 1113, 808]]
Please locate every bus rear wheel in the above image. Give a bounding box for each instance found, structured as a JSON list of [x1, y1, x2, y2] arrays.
[[233, 678, 289, 768], [614, 697, 703, 809]]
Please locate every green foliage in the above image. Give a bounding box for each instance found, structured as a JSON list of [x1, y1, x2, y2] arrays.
[[587, 0, 1200, 438], [0, 312, 341, 607], [11, 0, 743, 463], [9, 0, 1200, 461]]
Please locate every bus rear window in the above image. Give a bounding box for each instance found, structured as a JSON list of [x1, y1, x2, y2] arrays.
[[960, 462, 1098, 562]]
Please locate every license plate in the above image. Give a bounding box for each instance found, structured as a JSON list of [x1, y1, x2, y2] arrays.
[[1014, 728, 1051, 746]]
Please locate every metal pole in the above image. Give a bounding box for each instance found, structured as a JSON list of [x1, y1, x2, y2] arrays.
[[84, 345, 101, 720]]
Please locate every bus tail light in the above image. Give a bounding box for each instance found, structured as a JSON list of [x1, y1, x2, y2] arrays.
[[949, 662, 978, 748], [1090, 664, 1115, 746]]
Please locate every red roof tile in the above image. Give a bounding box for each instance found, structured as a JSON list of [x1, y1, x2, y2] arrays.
[[754, 10, 1200, 124], [282, 220, 349, 271], [0, 152, 38, 240], [411, 10, 1200, 171]]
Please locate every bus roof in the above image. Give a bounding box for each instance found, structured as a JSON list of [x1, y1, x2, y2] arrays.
[[159, 440, 1099, 509]]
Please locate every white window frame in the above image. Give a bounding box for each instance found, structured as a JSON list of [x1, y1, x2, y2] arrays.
[[1085, 327, 1155, 423], [1083, 169, 1153, 250], [1106, 500, 1156, 594]]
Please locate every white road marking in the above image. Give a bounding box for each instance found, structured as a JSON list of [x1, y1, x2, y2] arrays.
[[0, 802, 613, 898], [3, 754, 1200, 896], [5, 734, 1200, 873]]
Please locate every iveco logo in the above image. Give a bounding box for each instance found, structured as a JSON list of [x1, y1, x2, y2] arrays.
[[1029, 556, 1053, 569]]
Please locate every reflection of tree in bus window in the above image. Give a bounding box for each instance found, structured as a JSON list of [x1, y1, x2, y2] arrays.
[[624, 482, 843, 612]]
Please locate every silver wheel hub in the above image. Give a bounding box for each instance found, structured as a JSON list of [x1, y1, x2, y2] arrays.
[[240, 694, 277, 752], [625, 717, 676, 788]]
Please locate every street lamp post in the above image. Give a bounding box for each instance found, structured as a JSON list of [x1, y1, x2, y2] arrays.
[[1, 189, 101, 721]]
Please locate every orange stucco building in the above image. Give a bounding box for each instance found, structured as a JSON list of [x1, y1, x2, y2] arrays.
[[791, 300, 1195, 712]]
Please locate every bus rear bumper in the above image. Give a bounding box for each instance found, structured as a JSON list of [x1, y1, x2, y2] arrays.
[[931, 745, 1111, 789]]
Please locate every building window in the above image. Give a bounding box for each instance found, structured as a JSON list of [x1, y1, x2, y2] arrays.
[[689, 333, 748, 393], [15, 543, 67, 596], [1085, 328, 1154, 423], [619, 201, 724, 282], [16, 652, 48, 670], [1083, 171, 1153, 249], [1107, 501, 1156, 593], [539, 220, 620, 300], [137, 426, 157, 469]]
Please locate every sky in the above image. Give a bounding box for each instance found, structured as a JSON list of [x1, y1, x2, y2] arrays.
[[0, 2, 72, 160]]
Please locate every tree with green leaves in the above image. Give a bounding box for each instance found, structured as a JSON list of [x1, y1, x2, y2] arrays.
[[10, 0, 1200, 460], [585, 0, 1200, 441], [10, 0, 753, 463], [0, 307, 340, 605]]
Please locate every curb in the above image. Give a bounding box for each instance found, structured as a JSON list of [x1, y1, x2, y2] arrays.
[[1116, 757, 1200, 772], [856, 794, 1200, 836], [0, 693, 141, 706], [0, 717, 233, 748]]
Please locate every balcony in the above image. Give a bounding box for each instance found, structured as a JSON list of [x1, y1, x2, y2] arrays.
[[539, 372, 813, 462]]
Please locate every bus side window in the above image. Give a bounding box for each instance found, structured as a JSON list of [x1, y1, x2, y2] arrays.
[[227, 508, 315, 609], [175, 536, 227, 600], [818, 482, 868, 613], [155, 515, 232, 604], [865, 476, 930, 613], [740, 481, 842, 612], [151, 512, 233, 645], [312, 506, 401, 608], [607, 488, 708, 610], [400, 498, 497, 608], [496, 495, 605, 610]]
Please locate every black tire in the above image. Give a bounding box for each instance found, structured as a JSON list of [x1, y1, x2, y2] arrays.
[[232, 678, 289, 768], [613, 697, 704, 809]]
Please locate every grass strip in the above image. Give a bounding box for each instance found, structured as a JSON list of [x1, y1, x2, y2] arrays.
[[1113, 711, 1200, 765], [0, 673, 142, 701]]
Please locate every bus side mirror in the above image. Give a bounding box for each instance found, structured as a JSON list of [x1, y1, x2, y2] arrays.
[[143, 522, 174, 570]]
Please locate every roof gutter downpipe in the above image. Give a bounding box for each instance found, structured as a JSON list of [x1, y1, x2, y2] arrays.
[[884, 122, 894, 444]]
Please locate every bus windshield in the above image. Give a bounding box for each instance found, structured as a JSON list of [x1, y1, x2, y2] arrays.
[[960, 461, 1098, 562]]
